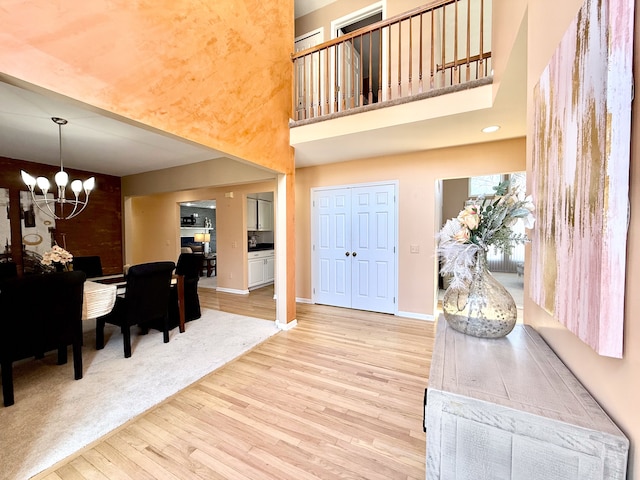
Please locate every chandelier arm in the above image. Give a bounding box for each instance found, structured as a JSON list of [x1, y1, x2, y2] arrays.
[[64, 197, 82, 220], [30, 190, 62, 221], [65, 199, 89, 220]]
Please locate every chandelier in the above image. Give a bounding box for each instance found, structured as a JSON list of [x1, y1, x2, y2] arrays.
[[21, 117, 95, 220]]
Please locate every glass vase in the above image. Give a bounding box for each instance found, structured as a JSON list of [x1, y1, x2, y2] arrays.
[[442, 250, 517, 338]]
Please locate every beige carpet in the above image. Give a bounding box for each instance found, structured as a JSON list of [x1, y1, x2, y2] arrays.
[[0, 309, 279, 480], [198, 275, 217, 289]]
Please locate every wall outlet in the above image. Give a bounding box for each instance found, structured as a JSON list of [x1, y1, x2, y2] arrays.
[[410, 244, 420, 254], [232, 241, 237, 248]]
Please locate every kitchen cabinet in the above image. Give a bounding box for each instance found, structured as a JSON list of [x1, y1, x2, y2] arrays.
[[248, 250, 274, 288], [247, 197, 273, 231]]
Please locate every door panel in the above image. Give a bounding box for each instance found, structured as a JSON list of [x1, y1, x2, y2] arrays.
[[351, 184, 395, 313], [314, 188, 351, 308], [313, 183, 396, 314]]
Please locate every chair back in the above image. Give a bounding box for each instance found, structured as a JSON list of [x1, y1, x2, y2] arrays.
[[0, 270, 86, 361], [123, 261, 175, 326], [176, 253, 202, 280], [0, 262, 17, 279], [72, 256, 103, 278]]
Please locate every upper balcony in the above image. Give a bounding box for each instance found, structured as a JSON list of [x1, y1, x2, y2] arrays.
[[290, 0, 527, 168]]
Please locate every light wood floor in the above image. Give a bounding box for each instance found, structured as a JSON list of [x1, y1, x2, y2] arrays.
[[37, 285, 435, 480]]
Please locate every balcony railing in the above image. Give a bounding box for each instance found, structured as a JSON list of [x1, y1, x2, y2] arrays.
[[291, 0, 492, 122]]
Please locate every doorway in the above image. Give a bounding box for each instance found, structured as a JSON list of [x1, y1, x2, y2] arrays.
[[331, 3, 385, 108], [179, 199, 217, 289], [438, 173, 526, 321], [311, 181, 397, 314]]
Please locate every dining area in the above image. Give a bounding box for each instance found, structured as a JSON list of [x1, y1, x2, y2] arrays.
[[0, 250, 203, 407]]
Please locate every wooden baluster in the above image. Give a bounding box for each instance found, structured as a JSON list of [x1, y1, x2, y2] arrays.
[[479, 0, 485, 78], [466, 0, 471, 81], [408, 16, 413, 96], [309, 52, 315, 118], [430, 11, 435, 89], [332, 44, 340, 112], [302, 55, 307, 119], [378, 27, 383, 103], [419, 13, 423, 93], [397, 20, 402, 98], [387, 25, 392, 100], [341, 39, 347, 111], [317, 50, 322, 116], [368, 32, 373, 105], [325, 47, 330, 114], [441, 6, 446, 86], [293, 56, 298, 121], [348, 39, 356, 108], [359, 34, 365, 107], [453, 0, 459, 85]]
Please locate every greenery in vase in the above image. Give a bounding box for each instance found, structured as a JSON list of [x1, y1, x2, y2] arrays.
[[438, 179, 535, 289]]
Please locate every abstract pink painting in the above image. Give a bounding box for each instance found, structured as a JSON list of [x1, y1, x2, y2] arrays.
[[530, 0, 634, 358]]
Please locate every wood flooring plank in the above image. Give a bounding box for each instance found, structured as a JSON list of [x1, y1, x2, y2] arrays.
[[38, 285, 434, 480]]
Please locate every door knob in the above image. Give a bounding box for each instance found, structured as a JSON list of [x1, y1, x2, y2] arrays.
[[352, 252, 357, 257], [345, 251, 350, 256]]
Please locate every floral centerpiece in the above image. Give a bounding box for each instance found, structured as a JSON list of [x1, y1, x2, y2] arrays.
[[438, 179, 535, 289], [41, 244, 73, 271], [437, 179, 535, 339]]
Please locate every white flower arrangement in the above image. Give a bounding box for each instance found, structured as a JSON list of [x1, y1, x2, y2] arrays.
[[437, 179, 535, 289], [41, 244, 73, 270]]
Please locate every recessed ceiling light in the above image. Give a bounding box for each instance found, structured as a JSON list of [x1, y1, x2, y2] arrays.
[[482, 125, 500, 133]]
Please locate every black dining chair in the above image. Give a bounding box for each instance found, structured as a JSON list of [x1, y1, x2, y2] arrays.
[[170, 253, 202, 327], [71, 256, 103, 278], [96, 261, 175, 358], [0, 270, 86, 407], [0, 262, 17, 279]]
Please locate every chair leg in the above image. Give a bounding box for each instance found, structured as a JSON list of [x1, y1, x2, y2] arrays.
[[123, 326, 132, 358], [57, 345, 68, 365], [1, 361, 15, 407], [163, 315, 170, 343], [96, 318, 105, 350], [73, 341, 83, 380]]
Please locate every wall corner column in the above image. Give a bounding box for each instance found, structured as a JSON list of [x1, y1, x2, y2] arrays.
[[275, 172, 296, 328]]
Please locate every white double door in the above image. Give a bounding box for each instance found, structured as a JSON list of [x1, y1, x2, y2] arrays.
[[312, 183, 396, 314]]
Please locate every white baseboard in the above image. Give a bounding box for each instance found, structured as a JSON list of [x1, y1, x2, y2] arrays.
[[215, 287, 250, 295], [276, 319, 298, 331], [296, 297, 313, 304], [396, 311, 435, 321]]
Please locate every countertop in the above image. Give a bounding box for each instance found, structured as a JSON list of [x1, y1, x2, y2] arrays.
[[248, 243, 274, 252]]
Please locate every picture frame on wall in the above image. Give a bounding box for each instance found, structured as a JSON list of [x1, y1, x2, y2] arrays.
[[529, 0, 634, 358], [0, 188, 11, 261], [20, 191, 56, 274]]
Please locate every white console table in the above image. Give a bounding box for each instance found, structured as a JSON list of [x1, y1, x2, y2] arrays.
[[424, 317, 628, 480]]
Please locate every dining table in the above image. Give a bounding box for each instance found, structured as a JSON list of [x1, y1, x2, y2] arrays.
[[89, 274, 186, 332]]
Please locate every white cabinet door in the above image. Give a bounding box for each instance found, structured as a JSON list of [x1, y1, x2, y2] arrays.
[[247, 198, 258, 230], [257, 200, 273, 231], [248, 257, 265, 287], [264, 255, 275, 283]]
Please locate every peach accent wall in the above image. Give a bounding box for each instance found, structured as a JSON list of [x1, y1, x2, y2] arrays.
[[295, 137, 525, 316], [125, 181, 276, 295], [525, 0, 639, 475], [0, 0, 294, 174], [491, 0, 527, 100]]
